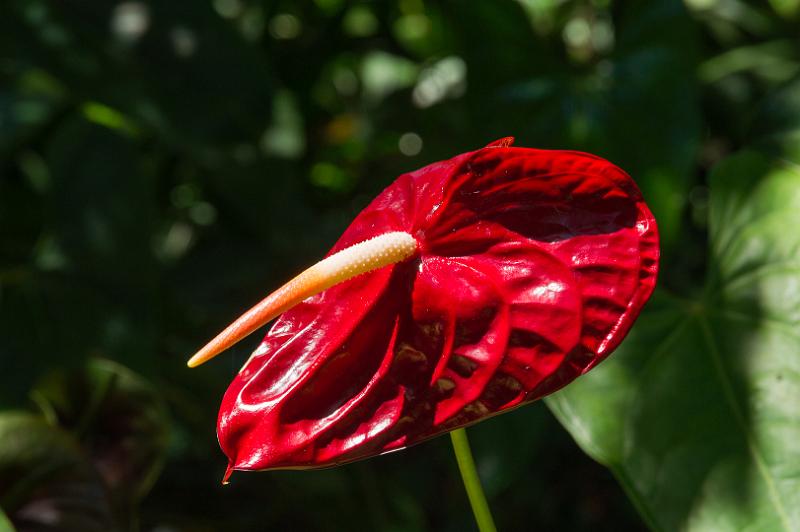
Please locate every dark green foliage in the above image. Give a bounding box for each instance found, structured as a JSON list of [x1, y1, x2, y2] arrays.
[[2, 0, 799, 530]]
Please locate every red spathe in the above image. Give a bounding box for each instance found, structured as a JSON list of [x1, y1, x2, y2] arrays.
[[218, 138, 659, 474]]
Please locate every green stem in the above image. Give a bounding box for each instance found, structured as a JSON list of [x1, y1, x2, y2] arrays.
[[450, 428, 497, 532]]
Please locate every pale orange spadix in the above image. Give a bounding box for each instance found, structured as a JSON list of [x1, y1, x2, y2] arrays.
[[187, 231, 418, 368]]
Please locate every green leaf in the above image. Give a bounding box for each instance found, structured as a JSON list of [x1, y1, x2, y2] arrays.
[[749, 74, 800, 164], [547, 151, 800, 531], [0, 412, 115, 531], [0, 508, 14, 532], [31, 359, 170, 521]]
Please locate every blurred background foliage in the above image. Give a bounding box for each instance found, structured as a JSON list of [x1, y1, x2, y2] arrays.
[[1, 0, 799, 530]]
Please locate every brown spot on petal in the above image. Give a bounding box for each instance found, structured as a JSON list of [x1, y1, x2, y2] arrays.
[[433, 378, 456, 398], [420, 321, 444, 343], [393, 343, 428, 371], [449, 355, 477, 378], [463, 400, 490, 418], [481, 372, 523, 409]]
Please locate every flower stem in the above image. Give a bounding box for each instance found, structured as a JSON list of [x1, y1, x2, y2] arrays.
[[450, 428, 497, 532]]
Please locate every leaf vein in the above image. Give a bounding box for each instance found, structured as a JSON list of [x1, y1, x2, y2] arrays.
[[697, 315, 793, 531], [714, 263, 800, 299]]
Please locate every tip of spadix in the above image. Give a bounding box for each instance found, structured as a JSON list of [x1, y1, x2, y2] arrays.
[[186, 345, 217, 368]]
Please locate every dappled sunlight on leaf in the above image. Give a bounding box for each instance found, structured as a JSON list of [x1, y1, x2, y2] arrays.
[[549, 152, 800, 531]]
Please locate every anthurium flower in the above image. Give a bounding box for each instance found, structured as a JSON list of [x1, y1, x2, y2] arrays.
[[189, 138, 659, 477]]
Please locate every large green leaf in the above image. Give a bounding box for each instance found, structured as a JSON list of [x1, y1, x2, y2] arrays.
[[547, 151, 800, 531]]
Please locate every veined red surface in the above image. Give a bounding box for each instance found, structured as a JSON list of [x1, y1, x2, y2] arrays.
[[218, 138, 659, 475]]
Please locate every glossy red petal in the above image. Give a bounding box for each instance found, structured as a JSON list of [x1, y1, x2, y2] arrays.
[[219, 139, 658, 473]]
